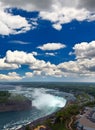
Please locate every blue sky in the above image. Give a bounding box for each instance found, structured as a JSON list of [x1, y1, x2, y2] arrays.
[[0, 0, 95, 82]]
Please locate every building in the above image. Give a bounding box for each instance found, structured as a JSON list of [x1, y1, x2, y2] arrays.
[[75, 107, 95, 130]]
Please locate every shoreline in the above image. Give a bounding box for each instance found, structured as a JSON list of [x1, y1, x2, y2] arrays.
[[17, 101, 70, 130]]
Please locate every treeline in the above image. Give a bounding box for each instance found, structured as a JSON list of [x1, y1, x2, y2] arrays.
[[0, 91, 10, 103]]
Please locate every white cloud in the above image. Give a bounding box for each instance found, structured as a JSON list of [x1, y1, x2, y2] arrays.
[[57, 59, 95, 79], [9, 40, 30, 44], [0, 72, 22, 81], [25, 71, 41, 78], [58, 61, 80, 73], [32, 51, 38, 56], [45, 52, 56, 56], [0, 58, 20, 70], [78, 58, 95, 72], [32, 71, 42, 76], [57, 41, 95, 78], [0, 5, 31, 35], [52, 23, 62, 30], [5, 50, 36, 64], [40, 7, 93, 30], [30, 60, 56, 70], [38, 43, 66, 51], [73, 41, 95, 59], [5, 50, 59, 77], [25, 72, 33, 77], [39, 1, 95, 30], [42, 68, 63, 77]]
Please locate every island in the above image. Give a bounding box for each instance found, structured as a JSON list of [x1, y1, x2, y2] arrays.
[[0, 91, 32, 112]]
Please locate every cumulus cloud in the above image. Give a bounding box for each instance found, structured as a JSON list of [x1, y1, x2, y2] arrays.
[[73, 41, 95, 59], [78, 58, 95, 72], [58, 61, 80, 73], [57, 41, 95, 77], [25, 71, 41, 77], [25, 72, 33, 77], [40, 7, 93, 30], [30, 60, 56, 70], [5, 50, 36, 64], [57, 59, 95, 79], [37, 43, 66, 51], [5, 50, 60, 77], [0, 4, 31, 35], [2, 44, 95, 81], [5, 50, 54, 70], [0, 72, 22, 80], [0, 58, 20, 70]]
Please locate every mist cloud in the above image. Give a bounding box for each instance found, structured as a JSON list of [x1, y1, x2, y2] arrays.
[[32, 88, 66, 110]]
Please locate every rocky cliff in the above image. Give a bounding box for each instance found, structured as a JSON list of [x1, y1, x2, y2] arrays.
[[0, 91, 32, 112]]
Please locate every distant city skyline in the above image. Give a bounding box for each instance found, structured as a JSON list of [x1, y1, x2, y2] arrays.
[[0, 0, 95, 82]]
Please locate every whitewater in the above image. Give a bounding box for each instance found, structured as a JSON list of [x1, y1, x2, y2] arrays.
[[0, 83, 74, 130]]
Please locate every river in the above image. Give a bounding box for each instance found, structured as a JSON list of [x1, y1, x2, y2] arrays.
[[0, 82, 75, 130]]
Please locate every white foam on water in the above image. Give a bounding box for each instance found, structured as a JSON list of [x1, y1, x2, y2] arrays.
[[31, 88, 66, 110]]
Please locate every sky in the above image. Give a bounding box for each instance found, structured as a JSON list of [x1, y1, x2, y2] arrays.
[[0, 0, 95, 82]]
